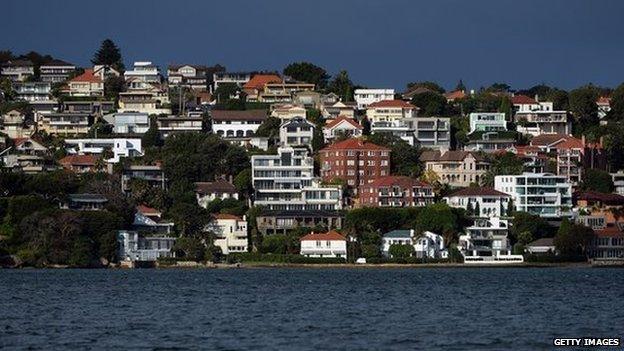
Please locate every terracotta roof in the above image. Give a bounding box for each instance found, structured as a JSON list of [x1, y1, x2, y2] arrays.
[[511, 95, 537, 105], [300, 230, 346, 242], [421, 150, 485, 162], [597, 96, 611, 105], [324, 116, 362, 130], [320, 138, 390, 152], [448, 187, 510, 197], [137, 204, 160, 216], [594, 225, 624, 238], [576, 191, 624, 205], [69, 69, 102, 83], [443, 90, 466, 100], [59, 154, 98, 166], [195, 180, 237, 195], [212, 213, 242, 220], [361, 176, 430, 189], [368, 99, 417, 109], [243, 74, 282, 90], [211, 109, 268, 122], [530, 134, 583, 149]]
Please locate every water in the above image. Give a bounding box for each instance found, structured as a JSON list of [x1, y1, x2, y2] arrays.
[[1, 267, 623, 350]]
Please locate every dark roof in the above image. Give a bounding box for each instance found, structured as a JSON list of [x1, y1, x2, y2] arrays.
[[258, 210, 344, 218], [68, 194, 108, 203], [526, 238, 555, 247], [195, 180, 237, 195], [211, 109, 268, 122], [282, 117, 314, 128], [448, 187, 510, 197], [360, 176, 430, 189], [576, 191, 624, 205], [383, 229, 412, 239], [2, 59, 33, 67]]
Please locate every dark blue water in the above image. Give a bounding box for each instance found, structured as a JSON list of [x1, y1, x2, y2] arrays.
[[1, 267, 623, 350]]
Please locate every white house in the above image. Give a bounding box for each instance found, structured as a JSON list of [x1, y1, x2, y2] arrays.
[[117, 230, 176, 262], [459, 217, 523, 264], [299, 230, 347, 259], [211, 109, 267, 139], [323, 116, 362, 142], [525, 238, 556, 255], [279, 117, 315, 149], [366, 99, 418, 123], [469, 112, 507, 133], [494, 173, 573, 218], [205, 214, 248, 255], [64, 138, 143, 163], [444, 187, 511, 218], [124, 61, 161, 84], [110, 112, 150, 134], [381, 229, 446, 259], [195, 180, 239, 207], [354, 89, 395, 110], [270, 103, 307, 121]]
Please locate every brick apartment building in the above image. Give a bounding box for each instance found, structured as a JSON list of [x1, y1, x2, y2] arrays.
[[358, 176, 434, 208], [319, 138, 391, 190]]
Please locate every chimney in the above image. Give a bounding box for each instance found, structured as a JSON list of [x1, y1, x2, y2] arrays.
[[581, 134, 586, 147], [534, 94, 539, 102]]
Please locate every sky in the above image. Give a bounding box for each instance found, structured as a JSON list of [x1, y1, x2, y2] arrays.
[[2, 0, 624, 92]]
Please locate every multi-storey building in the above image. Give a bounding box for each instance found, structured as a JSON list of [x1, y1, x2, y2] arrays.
[[258, 82, 315, 103], [464, 131, 516, 153], [279, 117, 314, 149], [404, 117, 451, 151], [358, 176, 434, 208], [117, 230, 176, 262], [37, 112, 93, 135], [270, 103, 307, 121], [167, 64, 208, 90], [494, 173, 573, 218], [469, 112, 507, 133], [612, 171, 624, 196], [354, 89, 395, 109], [515, 110, 571, 136], [420, 150, 489, 187], [251, 147, 342, 211], [212, 71, 252, 91], [121, 164, 166, 194], [118, 91, 171, 115], [511, 94, 554, 113], [39, 59, 76, 83], [370, 121, 416, 146], [67, 69, 104, 97], [63, 138, 143, 163], [156, 116, 203, 138], [366, 100, 418, 123], [206, 214, 248, 255], [323, 116, 362, 142], [381, 229, 446, 259], [1, 60, 34, 82], [242, 74, 283, 101], [195, 180, 239, 207], [110, 112, 150, 134], [459, 217, 523, 264], [444, 187, 511, 217], [319, 138, 391, 189], [211, 109, 267, 139], [124, 61, 161, 84], [321, 101, 357, 119], [0, 110, 34, 138], [13, 82, 51, 102]]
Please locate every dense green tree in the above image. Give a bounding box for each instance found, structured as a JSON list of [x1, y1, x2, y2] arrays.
[[104, 76, 126, 101], [233, 168, 253, 199], [305, 108, 323, 125], [607, 83, 624, 121], [327, 70, 354, 102], [509, 212, 553, 244], [554, 219, 594, 257], [414, 203, 461, 236], [498, 96, 512, 119], [455, 79, 466, 92], [311, 127, 325, 151], [213, 83, 240, 103], [486, 82, 510, 92], [283, 62, 330, 89], [91, 39, 125, 72], [406, 81, 445, 94], [141, 117, 162, 148], [255, 116, 281, 140], [388, 244, 414, 258], [167, 202, 209, 237], [580, 169, 614, 193], [481, 152, 524, 186], [411, 92, 447, 116], [367, 134, 422, 177], [361, 117, 371, 135], [569, 86, 599, 135], [173, 236, 207, 261]]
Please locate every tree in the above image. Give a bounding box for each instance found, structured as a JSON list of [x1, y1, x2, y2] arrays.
[[367, 134, 422, 177], [104, 76, 126, 101], [91, 39, 125, 72], [607, 83, 624, 121], [173, 236, 207, 261], [306, 108, 323, 125], [498, 96, 512, 119], [388, 244, 414, 258], [327, 70, 354, 102], [569, 86, 599, 135], [455, 79, 466, 92], [481, 152, 524, 186], [213, 83, 240, 103], [554, 219, 594, 257], [255, 116, 281, 141], [141, 117, 161, 148], [406, 81, 445, 94], [411, 92, 447, 116], [486, 83, 511, 93], [414, 203, 461, 236], [233, 168, 253, 199], [580, 169, 614, 193], [361, 117, 371, 136], [509, 212, 553, 244], [167, 202, 209, 237], [283, 62, 330, 89], [473, 202, 480, 217]]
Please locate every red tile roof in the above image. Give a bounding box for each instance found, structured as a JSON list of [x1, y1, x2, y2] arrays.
[[59, 154, 98, 166], [212, 213, 242, 220], [300, 230, 346, 242], [530, 134, 583, 149], [243, 74, 282, 90], [320, 138, 390, 152], [594, 225, 624, 238], [368, 99, 416, 109], [137, 204, 160, 216], [69, 69, 102, 83], [448, 187, 510, 197], [324, 116, 362, 130], [443, 90, 466, 100], [511, 94, 537, 104], [362, 175, 430, 188], [597, 96, 611, 105]]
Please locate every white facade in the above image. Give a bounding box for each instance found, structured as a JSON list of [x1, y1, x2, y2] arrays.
[[112, 112, 150, 134], [117, 230, 175, 262], [279, 117, 315, 149], [381, 229, 446, 258], [251, 147, 342, 211], [213, 72, 252, 91], [459, 217, 523, 264], [444, 190, 510, 218], [612, 171, 624, 196], [124, 61, 161, 83], [206, 215, 248, 255], [370, 121, 415, 146], [300, 232, 347, 258], [405, 117, 451, 151], [322, 117, 362, 141], [13, 82, 51, 102], [354, 89, 395, 109], [469, 112, 507, 133], [515, 111, 571, 136], [64, 138, 143, 163], [494, 173, 573, 218]]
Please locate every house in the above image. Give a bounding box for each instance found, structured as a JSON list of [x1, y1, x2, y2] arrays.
[[270, 103, 307, 121], [0, 110, 34, 138], [13, 82, 51, 102], [370, 120, 416, 146], [511, 94, 553, 113], [242, 74, 282, 101], [515, 110, 571, 136], [132, 204, 174, 234], [444, 187, 511, 217], [319, 138, 391, 189], [366, 99, 418, 124], [156, 116, 203, 138], [494, 173, 573, 218], [39, 59, 76, 83], [525, 238, 556, 255], [404, 117, 451, 151], [575, 191, 624, 225], [195, 180, 239, 207], [10, 137, 48, 155], [358, 176, 434, 208], [121, 164, 166, 193], [323, 116, 362, 142], [258, 82, 315, 103], [109, 112, 150, 134], [59, 154, 100, 173], [37, 112, 92, 135], [279, 117, 315, 149], [321, 101, 357, 119], [30, 100, 60, 116], [1, 138, 55, 174], [293, 91, 323, 109], [205, 214, 248, 255], [63, 100, 115, 115], [212, 71, 252, 92], [420, 150, 489, 188], [67, 69, 104, 97], [61, 193, 108, 211], [92, 65, 121, 80], [588, 225, 624, 262], [211, 109, 267, 139], [529, 134, 607, 186], [63, 138, 143, 163], [443, 90, 467, 102], [597, 96, 611, 119], [256, 210, 344, 236], [469, 112, 507, 133], [299, 230, 347, 259], [118, 91, 171, 115], [117, 230, 176, 262], [459, 217, 523, 264], [464, 131, 516, 153], [252, 147, 342, 211], [381, 230, 446, 258], [124, 61, 161, 84], [1, 60, 34, 82], [167, 64, 208, 90], [354, 89, 395, 109]]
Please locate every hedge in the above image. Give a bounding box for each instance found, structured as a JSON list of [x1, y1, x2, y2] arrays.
[[366, 257, 450, 264], [524, 253, 587, 263], [227, 253, 346, 264]]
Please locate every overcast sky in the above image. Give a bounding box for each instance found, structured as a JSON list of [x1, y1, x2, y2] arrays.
[[2, 0, 623, 91]]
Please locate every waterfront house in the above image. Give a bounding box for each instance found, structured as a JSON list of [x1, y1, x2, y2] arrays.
[[205, 214, 248, 255], [588, 225, 624, 262], [525, 238, 556, 255], [133, 204, 174, 234], [117, 230, 176, 262], [381, 229, 446, 258], [299, 230, 347, 259], [458, 217, 524, 264], [255, 210, 344, 236]]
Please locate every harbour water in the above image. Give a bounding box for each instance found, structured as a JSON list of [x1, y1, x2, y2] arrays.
[[1, 267, 623, 350]]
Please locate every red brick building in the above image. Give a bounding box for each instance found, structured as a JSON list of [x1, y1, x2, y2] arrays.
[[319, 138, 391, 190], [358, 176, 434, 208]]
